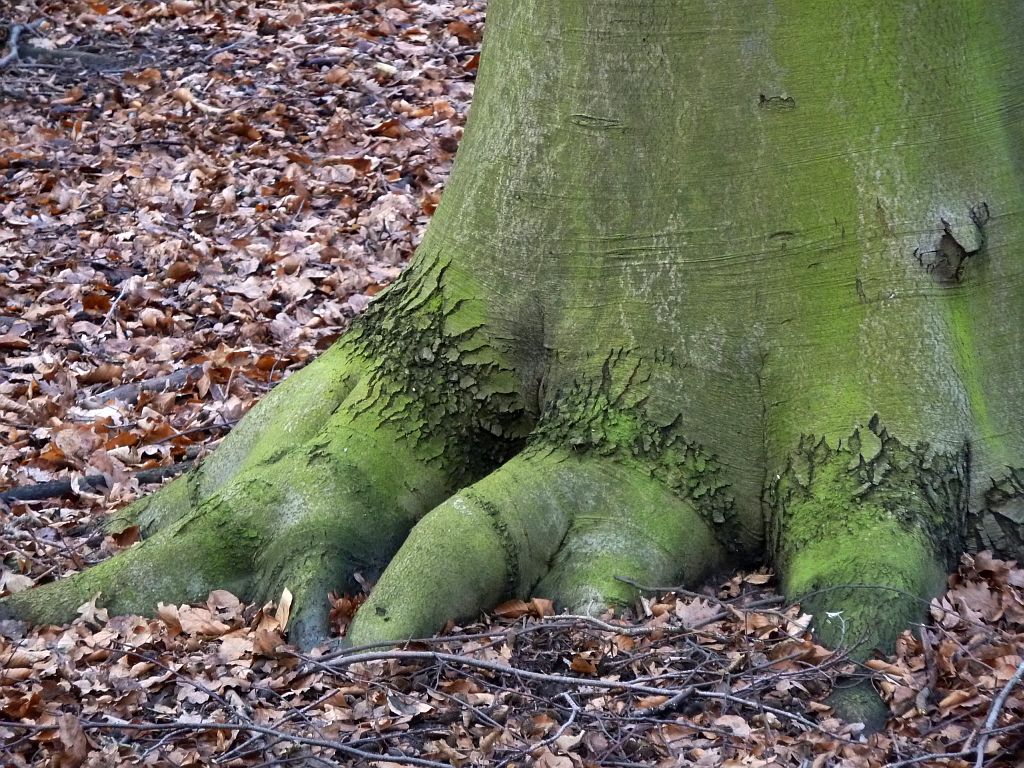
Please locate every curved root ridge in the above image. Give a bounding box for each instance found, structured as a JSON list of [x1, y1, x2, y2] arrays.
[[770, 424, 962, 661], [347, 451, 726, 645]]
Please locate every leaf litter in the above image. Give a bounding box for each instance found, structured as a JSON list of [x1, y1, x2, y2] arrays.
[[1, 1, 1023, 766]]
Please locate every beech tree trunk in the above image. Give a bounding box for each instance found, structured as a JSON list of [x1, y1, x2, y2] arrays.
[[4, 0, 1023, 726]]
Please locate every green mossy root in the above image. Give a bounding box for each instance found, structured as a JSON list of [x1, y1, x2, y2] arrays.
[[107, 339, 366, 537], [1, 490, 257, 626], [107, 473, 194, 537], [1, 391, 475, 643], [826, 680, 890, 734], [533, 454, 727, 614], [769, 421, 967, 726], [2, 252, 533, 648], [250, 421, 456, 649], [346, 450, 727, 645]]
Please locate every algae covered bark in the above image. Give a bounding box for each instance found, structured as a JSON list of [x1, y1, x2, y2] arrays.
[[4, 0, 1023, 725]]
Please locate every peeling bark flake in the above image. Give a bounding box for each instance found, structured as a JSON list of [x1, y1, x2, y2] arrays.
[[758, 93, 796, 110], [915, 203, 990, 285]]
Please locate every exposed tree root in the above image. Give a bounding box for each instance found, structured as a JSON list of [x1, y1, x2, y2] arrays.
[[348, 450, 726, 645], [106, 339, 367, 536], [768, 420, 971, 727]]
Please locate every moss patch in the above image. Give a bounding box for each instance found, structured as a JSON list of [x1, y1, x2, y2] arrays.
[[350, 255, 531, 485], [768, 417, 967, 655], [529, 349, 739, 550]]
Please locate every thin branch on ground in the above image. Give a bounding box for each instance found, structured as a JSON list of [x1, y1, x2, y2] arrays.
[[0, 21, 44, 68], [83, 364, 208, 406], [0, 718, 454, 768], [316, 648, 830, 736], [0, 455, 196, 503], [973, 658, 1024, 768]]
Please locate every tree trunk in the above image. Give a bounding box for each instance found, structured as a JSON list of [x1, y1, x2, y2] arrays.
[[4, 0, 1023, 726]]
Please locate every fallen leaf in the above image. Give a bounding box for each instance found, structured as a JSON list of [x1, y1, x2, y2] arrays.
[[56, 713, 90, 768], [714, 714, 752, 739], [276, 587, 293, 630]]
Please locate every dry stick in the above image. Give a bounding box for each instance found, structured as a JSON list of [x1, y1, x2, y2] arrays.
[[99, 279, 132, 330], [316, 602, 785, 665], [315, 649, 826, 735], [0, 21, 41, 68], [0, 454, 196, 503], [885, 751, 975, 768], [882, 661, 1024, 768], [84, 363, 207, 405], [493, 691, 580, 768], [973, 658, 1024, 768], [554, 597, 787, 634], [315, 618, 594, 663]]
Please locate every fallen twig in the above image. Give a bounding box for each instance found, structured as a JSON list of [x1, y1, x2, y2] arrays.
[[0, 455, 195, 503], [0, 718, 452, 768], [973, 658, 1024, 768], [316, 648, 828, 735], [0, 21, 44, 69], [83, 364, 207, 406], [494, 691, 580, 768]]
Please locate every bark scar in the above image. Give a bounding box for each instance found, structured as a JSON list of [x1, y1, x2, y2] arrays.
[[570, 114, 625, 131], [758, 93, 796, 110], [915, 203, 990, 284]]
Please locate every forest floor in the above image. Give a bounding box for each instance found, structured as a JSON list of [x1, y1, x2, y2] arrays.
[[1, 2, 1022, 766]]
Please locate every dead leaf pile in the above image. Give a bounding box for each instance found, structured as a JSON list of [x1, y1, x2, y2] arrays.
[[1, 561, 1021, 766], [1, 0, 483, 584]]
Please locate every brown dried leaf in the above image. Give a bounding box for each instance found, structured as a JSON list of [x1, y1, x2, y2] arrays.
[[177, 605, 230, 636], [714, 714, 752, 739], [675, 597, 719, 628], [56, 714, 89, 768]]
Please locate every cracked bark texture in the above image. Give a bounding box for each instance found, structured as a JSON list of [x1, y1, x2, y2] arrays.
[[3, 0, 1023, 727]]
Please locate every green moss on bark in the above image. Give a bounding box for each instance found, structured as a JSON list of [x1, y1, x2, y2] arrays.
[[769, 418, 967, 655], [348, 450, 726, 645], [349, 255, 532, 484], [529, 349, 742, 552]]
